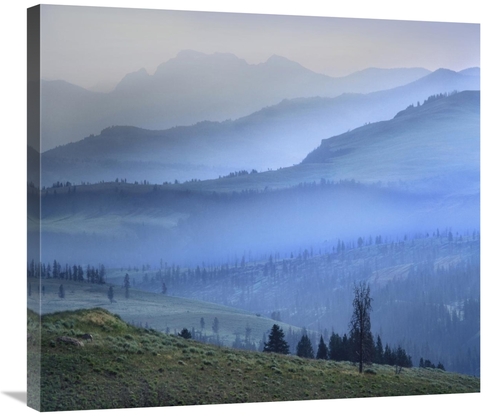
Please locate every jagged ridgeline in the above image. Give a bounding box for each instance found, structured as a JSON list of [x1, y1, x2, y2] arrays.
[[39, 50, 442, 152], [37, 70, 479, 187]]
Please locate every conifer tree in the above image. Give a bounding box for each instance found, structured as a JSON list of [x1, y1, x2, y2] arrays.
[[263, 324, 289, 354], [384, 344, 396, 365], [212, 317, 219, 334], [316, 335, 328, 360], [58, 284, 65, 299], [328, 332, 343, 361], [296, 334, 314, 358], [107, 285, 114, 303], [375, 335, 384, 364], [98, 264, 106, 284], [179, 328, 192, 339], [124, 273, 130, 299]]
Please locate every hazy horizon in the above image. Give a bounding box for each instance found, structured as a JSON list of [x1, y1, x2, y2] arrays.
[[40, 5, 480, 92]]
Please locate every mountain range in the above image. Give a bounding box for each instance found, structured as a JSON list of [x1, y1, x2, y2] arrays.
[[37, 66, 479, 188], [40, 50, 435, 151], [32, 91, 480, 268], [28, 44, 481, 385]]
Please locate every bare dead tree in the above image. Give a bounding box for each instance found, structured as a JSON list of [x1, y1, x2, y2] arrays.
[[349, 281, 373, 373]]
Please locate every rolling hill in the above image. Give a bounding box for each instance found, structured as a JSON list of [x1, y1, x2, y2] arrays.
[[39, 69, 479, 188], [31, 91, 479, 268], [27, 308, 479, 412], [302, 90, 480, 193], [27, 277, 297, 349], [27, 90, 480, 382]]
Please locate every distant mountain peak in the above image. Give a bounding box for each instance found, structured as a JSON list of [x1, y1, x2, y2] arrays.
[[123, 67, 149, 78], [152, 50, 247, 76], [459, 67, 480, 76], [113, 67, 151, 92], [405, 67, 479, 90], [266, 54, 291, 63], [433, 68, 457, 74], [264, 54, 303, 68]]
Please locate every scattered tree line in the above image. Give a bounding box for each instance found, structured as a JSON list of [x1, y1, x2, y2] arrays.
[[29, 229, 478, 375], [398, 91, 460, 117], [145, 316, 231, 348], [262, 282, 413, 373], [27, 259, 106, 284], [419, 358, 445, 371], [219, 169, 259, 179], [99, 231, 478, 375]]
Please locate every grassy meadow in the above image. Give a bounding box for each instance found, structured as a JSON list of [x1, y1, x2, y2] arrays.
[[27, 277, 298, 348], [27, 308, 479, 412]]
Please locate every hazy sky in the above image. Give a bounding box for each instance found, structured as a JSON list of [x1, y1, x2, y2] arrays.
[[40, 4, 480, 92]]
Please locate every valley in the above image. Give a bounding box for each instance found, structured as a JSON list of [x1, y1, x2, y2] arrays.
[[36, 70, 479, 187], [25, 8, 482, 413], [28, 91, 480, 377]]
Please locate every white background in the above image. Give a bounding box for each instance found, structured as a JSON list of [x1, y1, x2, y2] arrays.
[[1, 1, 497, 415]]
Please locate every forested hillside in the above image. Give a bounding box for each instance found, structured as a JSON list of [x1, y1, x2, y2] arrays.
[[29, 91, 480, 378], [97, 232, 479, 375]]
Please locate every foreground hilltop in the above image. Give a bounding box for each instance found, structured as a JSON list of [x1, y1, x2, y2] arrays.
[[28, 308, 479, 411]]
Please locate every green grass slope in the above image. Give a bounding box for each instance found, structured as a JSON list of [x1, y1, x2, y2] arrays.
[[27, 277, 296, 348], [27, 308, 479, 412]]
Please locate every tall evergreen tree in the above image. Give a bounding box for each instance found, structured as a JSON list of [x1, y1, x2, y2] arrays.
[[77, 265, 84, 281], [296, 334, 314, 358], [58, 284, 65, 299], [212, 317, 219, 334], [107, 285, 114, 303], [124, 273, 130, 299], [53, 260, 59, 279], [374, 335, 384, 364], [342, 333, 352, 361], [316, 335, 328, 360], [245, 324, 252, 345], [384, 344, 396, 366], [98, 264, 106, 284], [263, 324, 289, 354], [395, 345, 412, 373], [328, 332, 342, 361]]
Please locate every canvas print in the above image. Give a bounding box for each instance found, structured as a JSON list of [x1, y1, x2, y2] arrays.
[[27, 4, 480, 412]]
